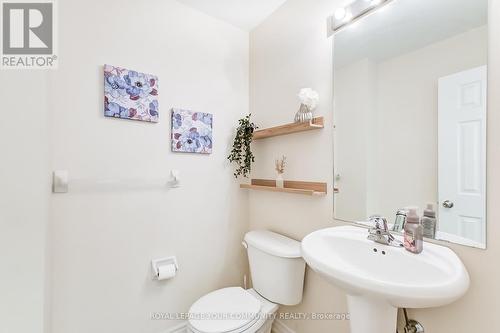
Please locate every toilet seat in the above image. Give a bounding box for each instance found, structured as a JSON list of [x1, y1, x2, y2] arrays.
[[188, 287, 262, 333]]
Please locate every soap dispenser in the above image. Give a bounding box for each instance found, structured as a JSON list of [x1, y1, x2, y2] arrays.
[[404, 208, 423, 254]]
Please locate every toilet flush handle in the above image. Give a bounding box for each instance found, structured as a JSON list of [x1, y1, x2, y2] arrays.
[[241, 241, 248, 249]]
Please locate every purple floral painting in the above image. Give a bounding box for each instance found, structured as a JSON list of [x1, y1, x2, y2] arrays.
[[171, 109, 213, 154], [104, 64, 159, 122]]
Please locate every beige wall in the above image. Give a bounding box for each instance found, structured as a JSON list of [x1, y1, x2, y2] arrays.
[[250, 1, 346, 332], [250, 0, 500, 332], [48, 0, 249, 332]]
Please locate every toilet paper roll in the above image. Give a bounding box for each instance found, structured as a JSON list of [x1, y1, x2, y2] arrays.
[[157, 264, 176, 280]]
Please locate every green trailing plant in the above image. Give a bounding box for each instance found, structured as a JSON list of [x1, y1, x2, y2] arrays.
[[228, 114, 258, 178]]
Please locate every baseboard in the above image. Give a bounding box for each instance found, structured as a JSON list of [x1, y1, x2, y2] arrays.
[[164, 318, 295, 333], [272, 319, 296, 333], [165, 321, 187, 333]]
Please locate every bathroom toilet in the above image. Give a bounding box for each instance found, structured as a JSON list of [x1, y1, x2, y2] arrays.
[[187, 230, 306, 333]]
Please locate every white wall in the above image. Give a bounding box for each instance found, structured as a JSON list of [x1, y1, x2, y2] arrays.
[[0, 72, 50, 333], [250, 0, 500, 332], [48, 0, 249, 332]]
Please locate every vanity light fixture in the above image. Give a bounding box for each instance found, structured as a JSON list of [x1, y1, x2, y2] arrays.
[[328, 0, 391, 35], [334, 7, 347, 20], [343, 9, 354, 22]]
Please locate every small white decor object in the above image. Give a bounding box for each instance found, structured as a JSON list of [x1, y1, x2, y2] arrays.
[[275, 156, 286, 188], [168, 170, 181, 188], [151, 256, 178, 281], [53, 170, 69, 193], [295, 88, 319, 123]]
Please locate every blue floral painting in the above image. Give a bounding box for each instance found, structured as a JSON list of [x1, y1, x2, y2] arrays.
[[171, 109, 213, 154], [104, 64, 159, 122]]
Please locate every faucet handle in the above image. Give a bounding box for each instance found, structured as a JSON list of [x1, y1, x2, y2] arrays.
[[367, 215, 403, 248], [368, 215, 389, 232]]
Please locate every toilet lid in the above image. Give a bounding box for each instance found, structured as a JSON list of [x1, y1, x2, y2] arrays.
[[188, 287, 262, 333]]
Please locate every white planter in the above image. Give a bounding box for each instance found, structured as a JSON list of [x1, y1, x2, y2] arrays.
[[276, 174, 284, 188], [294, 103, 313, 123]]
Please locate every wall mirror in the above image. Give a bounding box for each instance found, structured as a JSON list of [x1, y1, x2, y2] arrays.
[[333, 0, 488, 249]]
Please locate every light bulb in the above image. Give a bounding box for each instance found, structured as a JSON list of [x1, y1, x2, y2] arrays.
[[334, 7, 346, 20], [343, 9, 353, 22]]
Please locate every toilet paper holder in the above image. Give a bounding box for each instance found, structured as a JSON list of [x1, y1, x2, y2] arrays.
[[151, 256, 179, 280]]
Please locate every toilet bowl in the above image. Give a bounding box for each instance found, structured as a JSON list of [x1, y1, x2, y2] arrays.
[[187, 230, 306, 333], [187, 287, 278, 333]]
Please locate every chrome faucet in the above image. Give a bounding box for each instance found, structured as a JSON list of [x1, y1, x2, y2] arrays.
[[367, 215, 403, 247]]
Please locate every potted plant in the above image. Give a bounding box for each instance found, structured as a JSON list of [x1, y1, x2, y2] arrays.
[[228, 114, 258, 178]]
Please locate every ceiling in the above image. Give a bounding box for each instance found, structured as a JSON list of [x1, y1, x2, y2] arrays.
[[177, 0, 288, 31], [334, 0, 488, 68]]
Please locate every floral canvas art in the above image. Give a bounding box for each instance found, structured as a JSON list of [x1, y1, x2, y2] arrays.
[[171, 109, 213, 154], [104, 64, 159, 122]]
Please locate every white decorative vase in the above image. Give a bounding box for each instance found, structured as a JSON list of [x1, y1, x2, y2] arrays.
[[294, 104, 313, 123], [276, 173, 284, 188]]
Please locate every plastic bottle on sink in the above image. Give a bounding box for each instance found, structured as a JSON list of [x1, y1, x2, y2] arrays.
[[421, 203, 437, 239], [404, 208, 423, 254]]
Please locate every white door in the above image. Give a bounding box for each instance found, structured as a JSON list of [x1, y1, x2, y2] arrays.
[[438, 66, 487, 246]]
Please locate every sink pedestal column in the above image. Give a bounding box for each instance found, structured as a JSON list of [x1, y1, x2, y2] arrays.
[[347, 295, 397, 333]]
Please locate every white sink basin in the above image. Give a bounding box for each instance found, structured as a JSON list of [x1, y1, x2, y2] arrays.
[[302, 226, 469, 333]]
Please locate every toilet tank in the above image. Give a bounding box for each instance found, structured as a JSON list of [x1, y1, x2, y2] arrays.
[[244, 230, 305, 306]]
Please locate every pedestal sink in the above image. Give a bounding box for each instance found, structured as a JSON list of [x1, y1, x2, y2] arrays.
[[301, 226, 469, 333]]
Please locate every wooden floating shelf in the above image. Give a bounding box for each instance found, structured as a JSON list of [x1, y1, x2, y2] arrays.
[[253, 117, 324, 140], [240, 179, 327, 196]]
